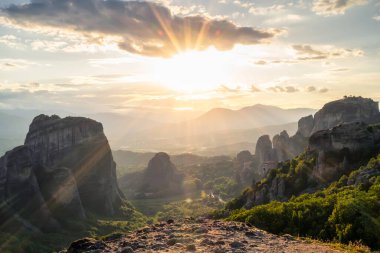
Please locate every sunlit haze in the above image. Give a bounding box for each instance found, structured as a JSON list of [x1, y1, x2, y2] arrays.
[[0, 0, 379, 114]]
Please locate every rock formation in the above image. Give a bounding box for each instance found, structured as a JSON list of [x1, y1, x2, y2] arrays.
[[240, 122, 380, 209], [238, 97, 380, 182], [235, 150, 255, 186], [0, 114, 124, 231], [61, 219, 345, 253], [254, 135, 277, 176], [138, 152, 184, 197], [309, 122, 380, 182], [312, 96, 379, 133]]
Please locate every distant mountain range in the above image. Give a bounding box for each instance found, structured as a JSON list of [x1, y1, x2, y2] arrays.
[[0, 104, 316, 156], [113, 105, 315, 155]]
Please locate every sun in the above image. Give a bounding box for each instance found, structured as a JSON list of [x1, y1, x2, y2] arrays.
[[153, 48, 233, 92]]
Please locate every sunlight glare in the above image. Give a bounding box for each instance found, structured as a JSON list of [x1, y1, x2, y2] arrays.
[[153, 48, 232, 92]]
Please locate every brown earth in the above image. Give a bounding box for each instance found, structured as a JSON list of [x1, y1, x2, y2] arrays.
[[62, 218, 345, 253]]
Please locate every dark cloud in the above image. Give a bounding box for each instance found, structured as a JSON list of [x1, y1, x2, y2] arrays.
[[319, 88, 329, 93], [1, 0, 280, 57], [306, 86, 317, 92]]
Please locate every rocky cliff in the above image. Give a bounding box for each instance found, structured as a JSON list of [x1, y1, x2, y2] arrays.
[[312, 97, 379, 133], [138, 152, 184, 197], [309, 122, 380, 182], [236, 122, 380, 209], [0, 114, 124, 231], [240, 97, 380, 181]]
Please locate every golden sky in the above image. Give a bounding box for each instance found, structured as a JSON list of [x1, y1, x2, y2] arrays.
[[0, 0, 380, 114]]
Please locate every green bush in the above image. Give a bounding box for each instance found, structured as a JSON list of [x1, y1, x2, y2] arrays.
[[225, 154, 380, 249]]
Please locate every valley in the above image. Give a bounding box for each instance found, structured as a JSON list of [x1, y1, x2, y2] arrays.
[[0, 96, 380, 253]]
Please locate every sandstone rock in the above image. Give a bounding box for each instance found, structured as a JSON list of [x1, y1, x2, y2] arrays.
[[139, 152, 183, 197], [297, 115, 314, 137], [24, 115, 123, 216], [0, 114, 125, 232], [186, 244, 196, 251], [61, 219, 346, 253], [0, 146, 60, 231], [119, 247, 134, 253], [273, 131, 291, 161], [241, 97, 380, 186], [236, 150, 253, 164], [255, 135, 277, 176], [312, 97, 379, 133], [309, 122, 380, 182], [347, 168, 380, 186], [67, 238, 106, 253]]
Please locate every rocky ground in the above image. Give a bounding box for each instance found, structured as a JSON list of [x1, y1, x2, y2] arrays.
[[62, 218, 345, 253]]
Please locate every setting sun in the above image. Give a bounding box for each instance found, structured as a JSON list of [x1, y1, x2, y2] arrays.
[[153, 48, 233, 92]]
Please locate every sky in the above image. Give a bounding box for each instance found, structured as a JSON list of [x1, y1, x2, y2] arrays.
[[0, 0, 380, 114]]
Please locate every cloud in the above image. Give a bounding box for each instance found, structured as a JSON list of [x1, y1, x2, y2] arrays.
[[1, 0, 281, 57], [374, 16, 380, 21], [268, 85, 299, 93], [249, 4, 285, 15], [305, 86, 329, 93], [292, 44, 363, 60], [312, 0, 368, 16], [253, 44, 362, 66], [264, 14, 304, 25], [306, 86, 317, 92], [0, 58, 36, 70], [251, 85, 261, 92], [217, 84, 241, 93]]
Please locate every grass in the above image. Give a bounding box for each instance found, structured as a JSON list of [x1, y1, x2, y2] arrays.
[[301, 237, 374, 253], [129, 191, 203, 216]]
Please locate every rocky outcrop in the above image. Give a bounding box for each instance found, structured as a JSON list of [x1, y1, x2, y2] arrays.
[[309, 122, 380, 182], [24, 114, 123, 216], [0, 114, 124, 231], [138, 152, 183, 197], [297, 115, 314, 138], [312, 97, 379, 133], [254, 135, 277, 176], [61, 219, 345, 253], [238, 97, 380, 183], [0, 146, 60, 231], [238, 122, 380, 209], [235, 150, 255, 186]]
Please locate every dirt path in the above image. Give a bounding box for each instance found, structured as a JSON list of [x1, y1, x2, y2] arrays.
[[63, 218, 345, 253]]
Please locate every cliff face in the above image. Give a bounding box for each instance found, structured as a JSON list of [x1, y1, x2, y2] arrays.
[[24, 114, 123, 216], [241, 122, 380, 209], [139, 152, 184, 197], [240, 97, 380, 182], [309, 122, 380, 182], [312, 97, 379, 133], [0, 114, 124, 231]]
